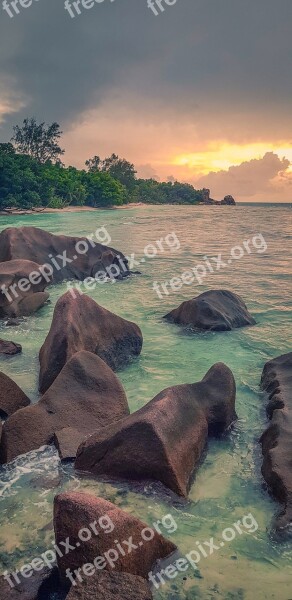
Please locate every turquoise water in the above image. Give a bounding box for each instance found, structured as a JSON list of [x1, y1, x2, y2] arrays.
[[0, 205, 291, 599]]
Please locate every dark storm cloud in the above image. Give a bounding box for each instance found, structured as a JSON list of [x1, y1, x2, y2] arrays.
[[0, 0, 291, 140]]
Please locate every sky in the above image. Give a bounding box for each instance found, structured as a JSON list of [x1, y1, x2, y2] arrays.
[[0, 0, 291, 202]]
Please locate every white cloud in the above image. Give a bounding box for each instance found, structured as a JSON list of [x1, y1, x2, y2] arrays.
[[195, 152, 292, 201]]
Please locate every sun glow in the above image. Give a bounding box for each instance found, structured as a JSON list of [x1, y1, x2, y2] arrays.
[[173, 142, 292, 175]]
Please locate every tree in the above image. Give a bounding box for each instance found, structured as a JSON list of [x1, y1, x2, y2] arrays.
[[85, 155, 101, 172], [86, 171, 127, 207], [11, 118, 65, 164], [85, 153, 136, 192], [102, 154, 137, 191], [0, 143, 42, 209]]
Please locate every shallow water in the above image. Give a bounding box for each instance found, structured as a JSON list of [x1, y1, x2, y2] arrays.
[[0, 205, 291, 599]]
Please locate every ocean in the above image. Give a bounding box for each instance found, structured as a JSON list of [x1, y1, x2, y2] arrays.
[[0, 204, 291, 599]]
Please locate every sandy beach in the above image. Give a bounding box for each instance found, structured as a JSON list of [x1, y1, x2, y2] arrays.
[[0, 203, 146, 216]]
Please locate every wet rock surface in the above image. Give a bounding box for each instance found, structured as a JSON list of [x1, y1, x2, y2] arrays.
[[76, 363, 236, 497], [0, 351, 129, 463], [39, 291, 143, 393], [164, 290, 255, 332], [260, 352, 292, 538], [54, 491, 176, 582]]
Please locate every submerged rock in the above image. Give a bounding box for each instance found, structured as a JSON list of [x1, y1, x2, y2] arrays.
[[76, 363, 236, 497], [54, 491, 176, 582], [0, 226, 130, 283], [39, 291, 143, 393], [0, 338, 22, 355], [164, 290, 255, 331], [0, 371, 30, 417], [0, 351, 129, 464], [66, 571, 153, 599], [0, 259, 50, 318], [260, 352, 292, 539], [0, 568, 53, 600]]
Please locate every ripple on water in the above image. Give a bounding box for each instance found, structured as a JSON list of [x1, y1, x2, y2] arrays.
[[0, 206, 291, 598]]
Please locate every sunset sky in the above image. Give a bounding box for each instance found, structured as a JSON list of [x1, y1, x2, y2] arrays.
[[0, 0, 291, 202]]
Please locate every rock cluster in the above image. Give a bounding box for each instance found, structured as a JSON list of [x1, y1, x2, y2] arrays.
[[201, 188, 236, 205], [0, 226, 132, 319], [260, 352, 292, 539], [39, 291, 143, 393], [0, 351, 129, 464]]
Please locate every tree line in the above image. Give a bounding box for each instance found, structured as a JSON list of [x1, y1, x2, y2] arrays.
[[0, 118, 204, 209]]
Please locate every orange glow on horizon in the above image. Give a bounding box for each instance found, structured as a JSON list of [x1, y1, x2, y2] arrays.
[[172, 142, 292, 175]]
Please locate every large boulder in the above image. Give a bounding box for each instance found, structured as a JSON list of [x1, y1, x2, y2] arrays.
[[0, 226, 130, 284], [39, 291, 143, 393], [0, 338, 22, 355], [164, 290, 255, 331], [260, 352, 292, 539], [0, 350, 129, 464], [0, 371, 30, 417], [0, 259, 50, 318], [76, 363, 236, 497], [54, 491, 176, 583], [66, 571, 153, 600]]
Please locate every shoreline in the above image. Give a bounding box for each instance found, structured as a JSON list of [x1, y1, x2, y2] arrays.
[[0, 203, 147, 216], [0, 202, 289, 217]]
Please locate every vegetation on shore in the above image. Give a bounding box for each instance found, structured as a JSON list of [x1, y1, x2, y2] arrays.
[[0, 119, 204, 210]]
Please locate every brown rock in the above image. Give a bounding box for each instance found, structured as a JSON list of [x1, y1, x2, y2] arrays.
[[0, 371, 30, 417], [221, 195, 236, 205], [0, 568, 52, 600], [39, 291, 143, 393], [76, 363, 236, 497], [0, 259, 50, 318], [0, 339, 22, 355], [0, 226, 130, 284], [0, 350, 129, 464], [164, 290, 255, 331], [66, 571, 153, 599], [54, 427, 88, 461], [54, 491, 176, 583], [18, 291, 50, 316], [260, 352, 292, 539]]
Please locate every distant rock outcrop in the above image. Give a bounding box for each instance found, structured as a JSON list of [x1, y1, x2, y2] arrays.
[[164, 290, 256, 331], [221, 195, 236, 205], [201, 188, 236, 205], [0, 351, 129, 463], [76, 363, 236, 497], [39, 291, 143, 393], [260, 352, 292, 539]]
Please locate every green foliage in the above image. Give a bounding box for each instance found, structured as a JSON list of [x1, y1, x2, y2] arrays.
[[0, 119, 204, 210], [134, 179, 204, 205], [85, 170, 127, 207], [0, 143, 126, 210], [85, 153, 137, 192]]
